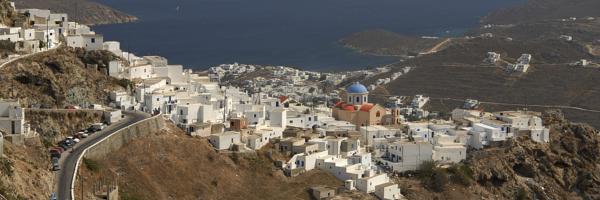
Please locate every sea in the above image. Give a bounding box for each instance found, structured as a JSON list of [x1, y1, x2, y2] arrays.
[[94, 0, 524, 71]]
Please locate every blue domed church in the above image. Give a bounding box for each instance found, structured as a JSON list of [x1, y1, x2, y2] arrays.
[[332, 82, 387, 126]]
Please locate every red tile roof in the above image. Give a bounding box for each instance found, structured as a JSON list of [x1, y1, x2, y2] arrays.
[[343, 105, 356, 111], [279, 96, 289, 102], [359, 103, 375, 112]]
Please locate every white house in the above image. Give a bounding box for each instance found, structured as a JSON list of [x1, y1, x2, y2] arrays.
[[411, 95, 429, 109], [126, 64, 153, 79], [356, 173, 392, 193], [208, 131, 241, 150], [103, 41, 122, 56], [382, 141, 433, 172], [173, 103, 215, 126], [359, 125, 398, 146], [468, 123, 506, 149], [375, 182, 402, 200], [103, 110, 122, 125], [108, 61, 123, 77], [269, 108, 287, 128], [0, 100, 25, 135], [66, 34, 103, 50]]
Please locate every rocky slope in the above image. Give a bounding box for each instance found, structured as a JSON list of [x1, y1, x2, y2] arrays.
[[466, 110, 600, 199], [14, 0, 137, 25], [0, 46, 128, 108], [75, 122, 358, 200], [0, 139, 54, 200], [0, 0, 19, 26], [395, 110, 600, 200]]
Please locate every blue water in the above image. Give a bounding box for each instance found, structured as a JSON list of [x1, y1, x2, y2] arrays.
[[94, 0, 524, 71]]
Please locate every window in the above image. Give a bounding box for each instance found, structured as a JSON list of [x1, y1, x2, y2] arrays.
[[91, 38, 95, 43], [308, 117, 312, 121], [180, 110, 183, 115], [356, 97, 360, 102], [364, 96, 367, 102], [290, 120, 293, 123], [348, 97, 352, 102], [376, 111, 381, 117]]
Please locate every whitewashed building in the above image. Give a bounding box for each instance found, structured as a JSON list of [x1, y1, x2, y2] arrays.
[[208, 131, 241, 150]]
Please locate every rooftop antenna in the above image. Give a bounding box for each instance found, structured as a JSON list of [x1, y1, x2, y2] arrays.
[[46, 15, 49, 50]]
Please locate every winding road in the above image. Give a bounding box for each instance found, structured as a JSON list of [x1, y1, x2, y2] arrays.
[[55, 111, 150, 200], [434, 97, 600, 113], [0, 43, 62, 69]]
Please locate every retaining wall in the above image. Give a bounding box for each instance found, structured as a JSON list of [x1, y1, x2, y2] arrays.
[[84, 116, 166, 160]]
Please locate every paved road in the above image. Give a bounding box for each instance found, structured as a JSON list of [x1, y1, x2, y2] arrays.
[[55, 111, 149, 200], [434, 97, 600, 113]]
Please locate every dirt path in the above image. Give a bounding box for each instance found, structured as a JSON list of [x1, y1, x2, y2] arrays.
[[421, 38, 452, 55]]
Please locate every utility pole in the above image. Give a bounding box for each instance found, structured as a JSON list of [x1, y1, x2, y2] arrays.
[[365, 120, 369, 153], [223, 89, 227, 123], [46, 15, 49, 50], [80, 171, 84, 200]]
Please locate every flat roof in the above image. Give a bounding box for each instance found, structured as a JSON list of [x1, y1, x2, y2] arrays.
[[375, 182, 397, 189]]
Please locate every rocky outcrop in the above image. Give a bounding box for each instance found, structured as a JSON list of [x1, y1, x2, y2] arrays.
[[468, 110, 600, 200], [0, 47, 127, 108]]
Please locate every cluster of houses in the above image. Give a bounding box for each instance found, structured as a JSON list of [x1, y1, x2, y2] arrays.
[[0, 4, 558, 199], [209, 63, 345, 105], [507, 53, 532, 72], [0, 3, 105, 56], [367, 67, 412, 91]]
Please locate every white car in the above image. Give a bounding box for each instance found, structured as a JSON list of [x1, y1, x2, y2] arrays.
[[73, 138, 80, 143]]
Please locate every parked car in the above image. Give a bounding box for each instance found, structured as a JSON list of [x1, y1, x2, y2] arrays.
[[59, 142, 69, 150], [49, 147, 63, 158], [73, 138, 80, 143], [91, 123, 106, 132], [52, 157, 60, 171], [74, 132, 88, 139]]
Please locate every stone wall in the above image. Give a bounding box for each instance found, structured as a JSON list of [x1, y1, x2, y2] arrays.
[[84, 116, 166, 160]]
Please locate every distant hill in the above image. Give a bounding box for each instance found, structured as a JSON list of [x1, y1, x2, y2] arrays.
[[339, 29, 443, 57], [483, 0, 600, 24], [13, 0, 137, 25]]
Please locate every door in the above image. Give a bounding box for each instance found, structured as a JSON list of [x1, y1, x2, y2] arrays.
[[11, 121, 15, 134]]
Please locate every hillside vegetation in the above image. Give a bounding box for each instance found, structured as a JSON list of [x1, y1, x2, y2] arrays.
[[483, 0, 600, 25], [359, 10, 600, 128], [0, 140, 53, 200], [0, 46, 127, 108]]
